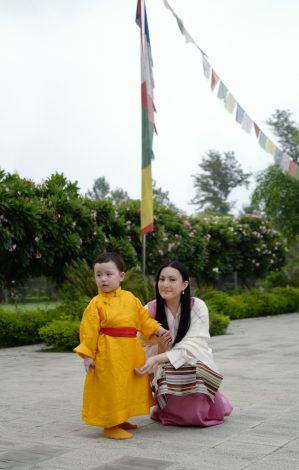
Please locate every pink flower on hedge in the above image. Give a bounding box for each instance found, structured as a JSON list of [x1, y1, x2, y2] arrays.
[[167, 243, 175, 252], [8, 244, 17, 252], [35, 251, 42, 259], [90, 210, 97, 221], [183, 220, 191, 227]]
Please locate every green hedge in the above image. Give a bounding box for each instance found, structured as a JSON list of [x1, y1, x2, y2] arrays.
[[0, 310, 56, 347], [39, 320, 80, 351], [37, 313, 229, 352], [2, 288, 298, 349], [200, 287, 299, 320], [209, 310, 230, 336]]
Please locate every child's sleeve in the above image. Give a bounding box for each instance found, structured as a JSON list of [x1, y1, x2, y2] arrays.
[[73, 299, 100, 359], [135, 297, 160, 339]]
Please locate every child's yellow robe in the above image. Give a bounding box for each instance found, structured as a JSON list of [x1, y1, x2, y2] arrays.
[[74, 287, 160, 428]]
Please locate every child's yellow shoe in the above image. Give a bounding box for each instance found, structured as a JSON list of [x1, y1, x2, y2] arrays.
[[103, 426, 133, 440], [118, 421, 138, 430]]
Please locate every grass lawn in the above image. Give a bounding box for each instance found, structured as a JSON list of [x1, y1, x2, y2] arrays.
[[0, 301, 60, 312]]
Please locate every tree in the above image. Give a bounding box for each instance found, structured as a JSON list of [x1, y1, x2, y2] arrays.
[[152, 179, 176, 209], [267, 109, 299, 162], [110, 188, 129, 205], [0, 171, 106, 299], [251, 165, 299, 241], [86, 176, 110, 199], [191, 150, 251, 214], [86, 177, 129, 205]]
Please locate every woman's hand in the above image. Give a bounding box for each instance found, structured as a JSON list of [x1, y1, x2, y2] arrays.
[[135, 352, 169, 375], [83, 356, 95, 373], [135, 356, 157, 375]]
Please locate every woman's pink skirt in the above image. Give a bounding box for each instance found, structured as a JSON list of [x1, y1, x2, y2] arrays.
[[150, 391, 233, 426]]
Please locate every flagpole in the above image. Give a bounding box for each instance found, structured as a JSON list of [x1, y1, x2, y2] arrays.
[[142, 234, 146, 275]]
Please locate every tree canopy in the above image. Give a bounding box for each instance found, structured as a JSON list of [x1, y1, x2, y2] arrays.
[[251, 165, 299, 242], [267, 109, 299, 162], [191, 150, 251, 214]]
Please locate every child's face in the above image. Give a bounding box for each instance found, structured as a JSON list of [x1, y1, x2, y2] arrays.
[[94, 261, 125, 293]]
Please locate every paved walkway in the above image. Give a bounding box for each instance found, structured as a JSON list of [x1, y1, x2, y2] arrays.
[[1, 313, 299, 470]]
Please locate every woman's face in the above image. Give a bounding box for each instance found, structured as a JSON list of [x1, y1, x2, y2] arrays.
[[158, 266, 188, 302]]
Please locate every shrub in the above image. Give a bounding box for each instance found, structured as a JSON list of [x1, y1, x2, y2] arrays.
[[196, 287, 299, 320], [0, 309, 57, 347], [209, 309, 230, 336], [39, 320, 80, 351], [122, 268, 155, 305], [50, 297, 89, 320], [59, 259, 97, 300]]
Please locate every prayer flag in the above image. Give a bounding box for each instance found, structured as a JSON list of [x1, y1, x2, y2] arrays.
[[280, 153, 290, 172], [258, 132, 267, 149], [241, 113, 253, 134], [211, 70, 219, 91], [217, 81, 228, 100], [274, 148, 283, 165], [202, 55, 211, 80], [254, 123, 261, 138], [224, 93, 236, 114], [236, 104, 245, 124], [136, 0, 155, 235], [265, 139, 276, 156], [288, 160, 297, 177]]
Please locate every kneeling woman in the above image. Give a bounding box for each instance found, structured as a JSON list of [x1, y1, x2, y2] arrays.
[[136, 261, 233, 427]]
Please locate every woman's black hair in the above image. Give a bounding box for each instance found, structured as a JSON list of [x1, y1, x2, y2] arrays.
[[155, 260, 191, 346], [93, 252, 125, 272]]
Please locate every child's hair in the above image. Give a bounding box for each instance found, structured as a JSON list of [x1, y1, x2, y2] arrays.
[[93, 252, 125, 272], [155, 260, 191, 346]]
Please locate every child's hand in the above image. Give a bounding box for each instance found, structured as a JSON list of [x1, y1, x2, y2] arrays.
[[155, 326, 173, 347], [84, 356, 95, 374]]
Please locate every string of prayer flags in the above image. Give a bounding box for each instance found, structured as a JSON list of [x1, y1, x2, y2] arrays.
[[163, 0, 208, 56], [163, 0, 299, 179]]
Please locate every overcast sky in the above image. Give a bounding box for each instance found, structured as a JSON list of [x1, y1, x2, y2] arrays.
[[0, 0, 298, 214]]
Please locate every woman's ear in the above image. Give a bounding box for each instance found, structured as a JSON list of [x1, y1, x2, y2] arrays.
[[183, 281, 189, 290], [120, 272, 125, 282]]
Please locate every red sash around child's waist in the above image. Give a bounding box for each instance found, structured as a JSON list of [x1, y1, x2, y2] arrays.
[[100, 327, 137, 337]]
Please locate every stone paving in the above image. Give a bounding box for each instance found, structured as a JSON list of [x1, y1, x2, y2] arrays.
[[1, 312, 299, 469]]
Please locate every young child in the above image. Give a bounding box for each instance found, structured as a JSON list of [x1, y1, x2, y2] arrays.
[[74, 252, 172, 440]]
